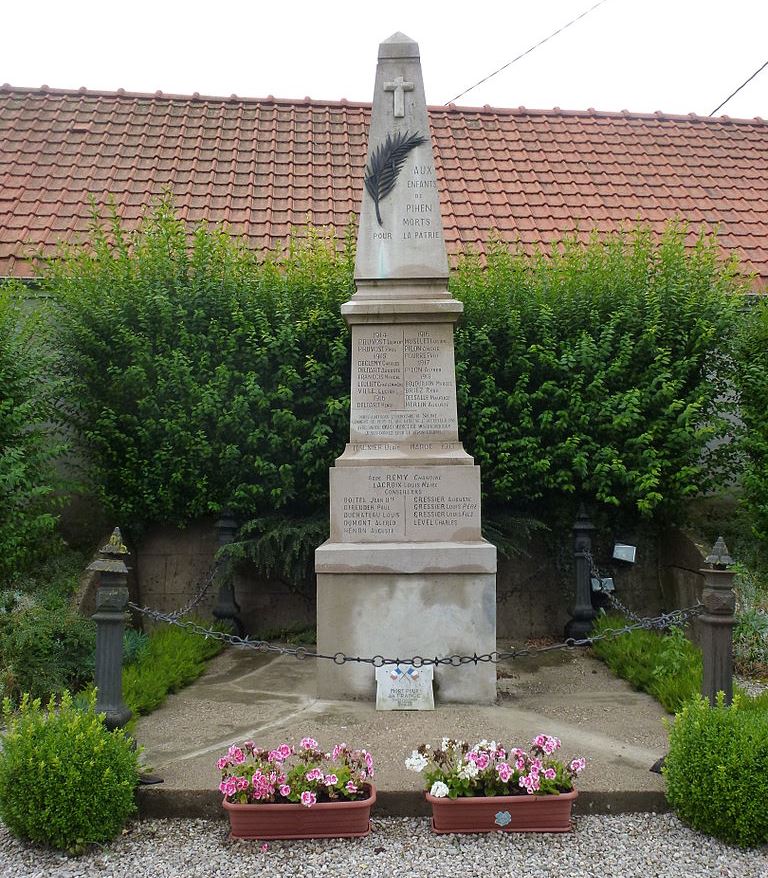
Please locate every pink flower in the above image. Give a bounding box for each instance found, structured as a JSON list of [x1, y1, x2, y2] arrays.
[[496, 762, 512, 783], [346, 781, 358, 794], [305, 768, 324, 782], [219, 777, 238, 798], [301, 737, 319, 751], [516, 757, 526, 771], [570, 757, 586, 775], [301, 791, 317, 807], [544, 768, 556, 780], [519, 774, 540, 794], [475, 752, 489, 770], [279, 784, 291, 797], [533, 735, 547, 748], [324, 774, 338, 786], [243, 740, 256, 752], [235, 776, 250, 791], [268, 749, 284, 763], [227, 746, 245, 765], [332, 743, 346, 760], [278, 744, 293, 759], [216, 757, 230, 771], [363, 751, 374, 774]]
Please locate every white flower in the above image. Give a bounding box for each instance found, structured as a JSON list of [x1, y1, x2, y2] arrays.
[[441, 737, 450, 752], [405, 751, 429, 773], [430, 781, 449, 798], [458, 761, 479, 780]]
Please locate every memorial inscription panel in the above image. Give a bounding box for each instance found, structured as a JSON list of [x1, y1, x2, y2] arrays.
[[330, 465, 482, 542], [350, 322, 458, 442]]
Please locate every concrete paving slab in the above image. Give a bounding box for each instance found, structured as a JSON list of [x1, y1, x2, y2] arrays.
[[135, 646, 669, 819]]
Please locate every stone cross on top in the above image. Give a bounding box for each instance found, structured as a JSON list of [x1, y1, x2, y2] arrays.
[[384, 74, 414, 118]]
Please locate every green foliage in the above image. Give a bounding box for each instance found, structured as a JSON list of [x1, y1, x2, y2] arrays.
[[224, 512, 328, 592], [122, 627, 150, 666], [122, 621, 224, 720], [733, 297, 768, 544], [0, 545, 94, 704], [664, 694, 768, 847], [0, 690, 138, 854], [734, 608, 768, 677], [591, 614, 702, 712], [45, 199, 354, 527], [44, 205, 745, 533], [451, 225, 744, 524], [0, 592, 95, 704], [0, 281, 65, 584]]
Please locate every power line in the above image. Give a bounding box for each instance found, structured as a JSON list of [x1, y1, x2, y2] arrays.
[[445, 0, 611, 105], [709, 59, 768, 116]]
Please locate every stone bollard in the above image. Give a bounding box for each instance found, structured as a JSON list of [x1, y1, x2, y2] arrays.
[[699, 536, 737, 706], [212, 508, 244, 636], [89, 527, 132, 731], [564, 504, 597, 639]]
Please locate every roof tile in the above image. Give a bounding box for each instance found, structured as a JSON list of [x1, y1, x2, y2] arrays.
[[0, 86, 766, 286]]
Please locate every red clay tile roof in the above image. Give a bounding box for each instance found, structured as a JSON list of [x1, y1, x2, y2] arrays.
[[1, 85, 767, 287]]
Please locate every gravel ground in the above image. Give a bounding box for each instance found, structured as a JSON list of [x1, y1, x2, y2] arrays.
[[4, 815, 767, 878]]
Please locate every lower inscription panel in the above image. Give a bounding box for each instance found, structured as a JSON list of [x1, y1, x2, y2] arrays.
[[330, 465, 482, 543]]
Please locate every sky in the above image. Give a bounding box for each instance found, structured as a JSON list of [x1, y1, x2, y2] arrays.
[[4, 0, 767, 119]]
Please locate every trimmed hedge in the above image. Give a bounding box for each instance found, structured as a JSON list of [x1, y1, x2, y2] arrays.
[[664, 694, 768, 847], [43, 204, 745, 533]]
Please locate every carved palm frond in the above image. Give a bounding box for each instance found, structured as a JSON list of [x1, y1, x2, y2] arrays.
[[364, 130, 427, 226]]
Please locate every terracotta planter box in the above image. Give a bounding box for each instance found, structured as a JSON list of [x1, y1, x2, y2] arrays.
[[223, 785, 376, 840], [427, 789, 577, 834]]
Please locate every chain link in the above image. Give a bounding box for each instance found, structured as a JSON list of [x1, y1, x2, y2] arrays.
[[129, 556, 224, 622], [583, 548, 647, 622], [127, 599, 704, 667]]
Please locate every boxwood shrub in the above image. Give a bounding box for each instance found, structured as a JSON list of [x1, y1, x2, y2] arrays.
[[0, 690, 138, 854], [664, 694, 768, 847]]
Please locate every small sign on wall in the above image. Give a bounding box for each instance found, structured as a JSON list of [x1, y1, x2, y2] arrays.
[[375, 664, 435, 710]]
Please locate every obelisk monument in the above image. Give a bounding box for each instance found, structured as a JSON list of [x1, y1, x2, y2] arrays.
[[315, 32, 496, 703]]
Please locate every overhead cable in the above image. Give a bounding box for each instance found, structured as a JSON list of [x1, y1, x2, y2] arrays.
[[710, 58, 768, 116], [445, 0, 612, 105]]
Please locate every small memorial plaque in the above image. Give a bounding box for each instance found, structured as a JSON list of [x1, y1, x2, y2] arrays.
[[375, 664, 434, 710]]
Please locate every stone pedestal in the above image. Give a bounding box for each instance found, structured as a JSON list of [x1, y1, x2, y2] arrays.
[[316, 32, 496, 703]]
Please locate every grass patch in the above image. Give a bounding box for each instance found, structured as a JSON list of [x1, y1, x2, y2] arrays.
[[122, 621, 224, 725], [591, 614, 702, 713]]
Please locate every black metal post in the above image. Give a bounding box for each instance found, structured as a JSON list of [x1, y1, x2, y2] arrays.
[[565, 504, 597, 639], [699, 536, 736, 706], [212, 508, 243, 635], [89, 528, 132, 731]]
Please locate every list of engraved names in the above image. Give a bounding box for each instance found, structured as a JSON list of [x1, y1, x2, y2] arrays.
[[332, 467, 481, 542], [351, 324, 458, 440]]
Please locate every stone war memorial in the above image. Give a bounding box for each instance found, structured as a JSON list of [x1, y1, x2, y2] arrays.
[[315, 32, 496, 703]]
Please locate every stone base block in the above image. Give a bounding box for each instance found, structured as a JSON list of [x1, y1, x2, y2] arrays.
[[316, 557, 496, 704]]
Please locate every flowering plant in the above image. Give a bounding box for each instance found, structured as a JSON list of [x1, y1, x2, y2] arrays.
[[406, 735, 586, 799], [217, 738, 374, 808]]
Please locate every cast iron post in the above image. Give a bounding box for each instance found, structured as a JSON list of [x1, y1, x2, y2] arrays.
[[212, 508, 243, 634], [700, 536, 736, 705], [89, 527, 132, 731], [565, 504, 597, 639]]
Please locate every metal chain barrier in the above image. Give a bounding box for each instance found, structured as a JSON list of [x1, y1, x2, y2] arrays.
[[583, 548, 647, 623], [127, 599, 705, 668], [129, 556, 224, 622]]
